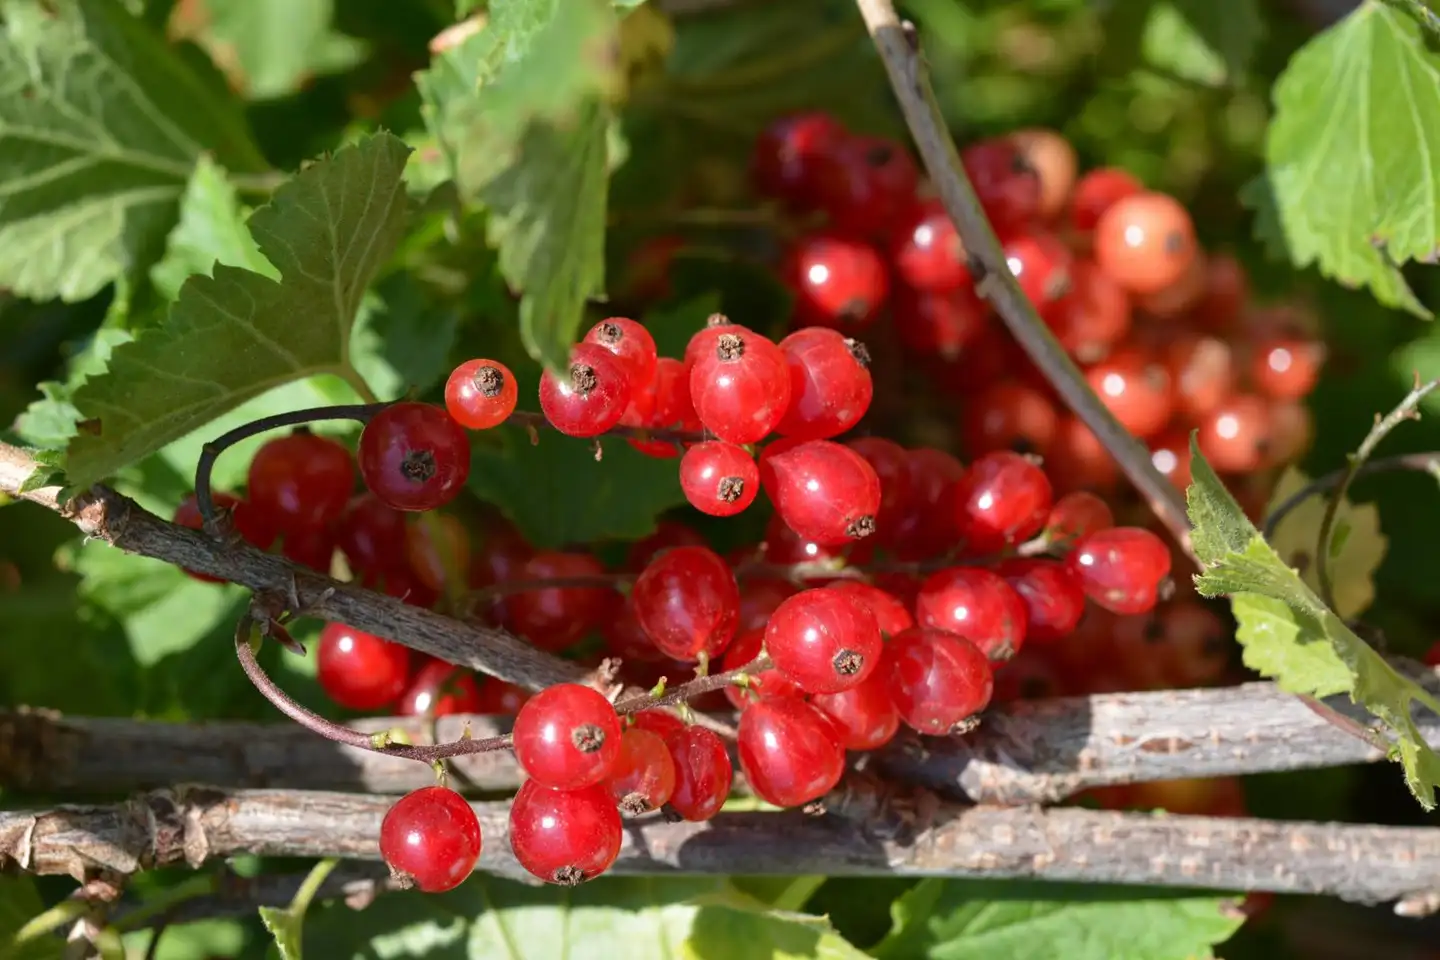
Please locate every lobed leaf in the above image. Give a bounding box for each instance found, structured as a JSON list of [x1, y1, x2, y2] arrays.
[[1266, 467, 1386, 621], [0, 0, 265, 302], [1244, 1, 1440, 316], [60, 133, 412, 490], [1186, 437, 1440, 808], [872, 879, 1244, 960]]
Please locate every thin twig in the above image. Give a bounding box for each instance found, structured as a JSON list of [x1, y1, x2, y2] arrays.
[[1262, 450, 1440, 539], [1314, 378, 1439, 610], [4, 784, 1440, 903], [850, 0, 1194, 562]]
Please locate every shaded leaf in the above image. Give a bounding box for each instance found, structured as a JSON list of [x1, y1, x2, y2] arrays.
[[62, 133, 411, 489], [0, 875, 63, 960], [1266, 466, 1387, 620], [0, 0, 265, 301], [1141, 0, 1264, 86]]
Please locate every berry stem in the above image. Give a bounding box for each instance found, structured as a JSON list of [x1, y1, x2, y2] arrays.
[[1262, 449, 1440, 540], [612, 656, 771, 715], [850, 0, 1194, 563], [1313, 377, 1439, 611], [503, 410, 708, 446], [234, 627, 513, 763]]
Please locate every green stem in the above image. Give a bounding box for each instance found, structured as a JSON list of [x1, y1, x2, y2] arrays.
[[230, 170, 290, 198], [339, 364, 381, 405], [288, 858, 340, 918], [111, 874, 218, 933], [1315, 377, 1439, 611], [4, 899, 88, 954]]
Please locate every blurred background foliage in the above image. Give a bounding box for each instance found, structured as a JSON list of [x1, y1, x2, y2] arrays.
[[2, 0, 1440, 956]]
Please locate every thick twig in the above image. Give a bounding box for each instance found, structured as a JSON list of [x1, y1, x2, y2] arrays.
[[851, 0, 1193, 559], [7, 671, 1440, 803], [2, 784, 1439, 903]]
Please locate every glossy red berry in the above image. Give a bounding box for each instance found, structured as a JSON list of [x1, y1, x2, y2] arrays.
[[757, 510, 848, 567], [1045, 491, 1114, 544], [775, 328, 873, 440], [764, 586, 882, 694], [1004, 232, 1073, 319], [605, 728, 677, 815], [664, 726, 733, 821], [626, 521, 707, 571], [173, 493, 277, 582], [445, 359, 518, 430], [512, 683, 623, 790], [1094, 191, 1198, 295], [751, 111, 844, 207], [1085, 348, 1174, 440], [630, 356, 702, 457], [812, 134, 920, 235], [631, 546, 740, 661], [889, 447, 966, 560], [826, 580, 915, 638], [885, 627, 994, 735], [689, 329, 793, 444], [683, 316, 749, 372], [915, 567, 1029, 660], [509, 780, 622, 885], [281, 526, 336, 573], [737, 698, 846, 808], [1251, 336, 1324, 401], [475, 676, 530, 716], [679, 442, 760, 517], [248, 431, 354, 532], [316, 623, 411, 711], [1149, 430, 1195, 491], [539, 344, 633, 438], [889, 199, 970, 293], [1165, 335, 1235, 421], [812, 672, 900, 751], [720, 626, 805, 708], [737, 578, 798, 633], [892, 286, 986, 361], [960, 138, 1041, 232], [630, 708, 687, 741], [1196, 394, 1273, 473], [358, 403, 471, 512], [766, 440, 882, 545], [1051, 258, 1131, 362], [952, 451, 1052, 553], [1041, 417, 1119, 494], [399, 660, 483, 717], [583, 317, 658, 391], [507, 552, 617, 652], [962, 381, 1059, 457], [379, 786, 481, 893], [845, 437, 912, 540], [1066, 527, 1172, 615], [336, 493, 407, 583], [783, 233, 890, 332], [997, 558, 1085, 644], [1069, 166, 1142, 233]]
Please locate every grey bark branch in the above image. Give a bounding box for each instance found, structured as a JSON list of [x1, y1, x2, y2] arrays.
[[6, 670, 1440, 804], [3, 784, 1438, 904]]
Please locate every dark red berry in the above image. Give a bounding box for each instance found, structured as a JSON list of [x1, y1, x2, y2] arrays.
[[358, 403, 471, 512], [282, 526, 336, 573], [889, 447, 965, 561], [509, 780, 622, 885], [889, 199, 970, 294], [766, 440, 882, 545], [317, 623, 411, 711], [631, 546, 740, 661], [885, 627, 994, 735], [173, 492, 276, 582], [845, 437, 912, 541], [664, 725, 733, 821], [512, 683, 623, 790], [775, 328, 873, 440], [475, 676, 530, 716], [812, 134, 919, 235], [506, 552, 618, 652], [751, 111, 844, 208], [379, 786, 481, 892], [915, 567, 1029, 661], [960, 138, 1041, 232], [737, 698, 846, 807], [336, 493, 407, 583], [248, 431, 354, 532], [398, 659, 483, 717], [892, 286, 986, 361]]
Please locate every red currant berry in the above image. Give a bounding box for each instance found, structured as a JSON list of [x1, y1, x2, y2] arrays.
[[758, 510, 848, 566], [889, 447, 965, 561], [1165, 335, 1235, 421], [1195, 253, 1249, 333], [783, 233, 890, 332], [997, 558, 1085, 644], [1069, 166, 1142, 233], [583, 317, 658, 392], [507, 552, 617, 652], [1251, 336, 1324, 401], [845, 437, 912, 540], [664, 726, 733, 821], [952, 451, 1052, 552], [960, 138, 1041, 232], [1149, 429, 1195, 491], [1155, 600, 1231, 687], [766, 440, 882, 545], [605, 727, 677, 815], [336, 493, 406, 583], [1196, 394, 1272, 473], [962, 381, 1059, 457], [889, 199, 970, 293], [751, 111, 844, 207], [1041, 417, 1119, 494], [629, 357, 702, 458], [282, 526, 336, 573], [379, 786, 481, 893], [380, 565, 441, 609], [892, 286, 986, 361], [764, 586, 882, 694], [512, 682, 623, 790], [689, 329, 792, 444], [992, 650, 1067, 702], [631, 546, 740, 661], [626, 520, 707, 571], [630, 708, 687, 741], [1004, 231, 1073, 319], [720, 626, 806, 708], [399, 660, 483, 717], [1066, 527, 1172, 615], [509, 780, 622, 885], [247, 431, 354, 532], [1051, 258, 1131, 362], [1045, 491, 1114, 544], [1008, 128, 1077, 221], [405, 513, 471, 593], [316, 623, 411, 711], [737, 578, 799, 633], [173, 493, 277, 582], [915, 567, 1029, 661], [445, 359, 518, 430], [811, 671, 900, 751], [737, 698, 846, 807], [539, 344, 633, 438], [812, 134, 919, 235], [683, 315, 748, 373], [1136, 250, 1207, 319], [359, 403, 471, 512], [775, 328, 873, 440], [1085, 348, 1174, 440], [1094, 191, 1197, 295], [826, 580, 914, 637], [680, 441, 760, 517], [885, 627, 994, 735], [475, 676, 530, 716]]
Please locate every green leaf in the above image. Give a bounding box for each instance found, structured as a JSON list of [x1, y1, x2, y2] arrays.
[[872, 879, 1244, 960], [149, 156, 276, 303], [468, 424, 686, 549], [349, 274, 464, 402], [1243, 1, 1440, 317], [0, 876, 63, 960], [0, 0, 265, 301], [14, 328, 133, 451], [61, 132, 412, 489], [1185, 438, 1440, 808], [303, 875, 867, 959], [169, 0, 366, 100], [418, 0, 620, 370], [259, 858, 338, 960], [1140, 0, 1264, 87], [1266, 467, 1387, 621]]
